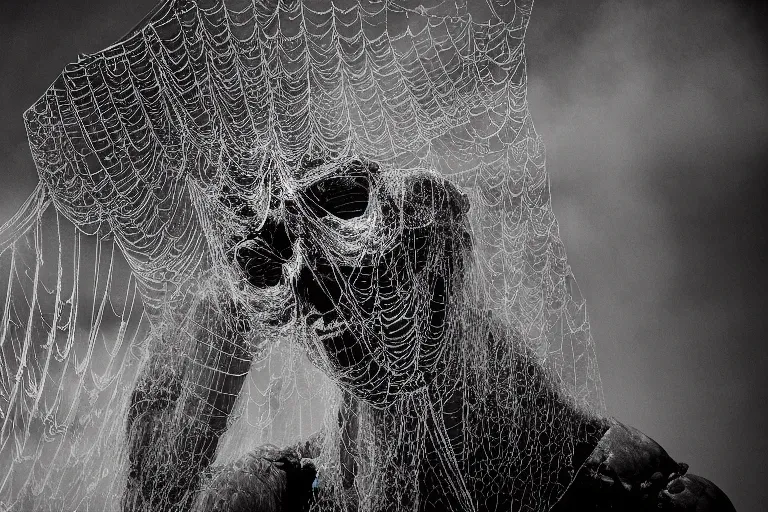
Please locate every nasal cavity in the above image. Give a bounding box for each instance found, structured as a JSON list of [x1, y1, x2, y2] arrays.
[[232, 217, 294, 288]]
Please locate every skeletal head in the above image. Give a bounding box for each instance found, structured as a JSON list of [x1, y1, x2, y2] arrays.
[[224, 157, 471, 405]]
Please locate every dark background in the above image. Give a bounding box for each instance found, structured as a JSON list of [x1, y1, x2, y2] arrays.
[[0, 1, 766, 511]]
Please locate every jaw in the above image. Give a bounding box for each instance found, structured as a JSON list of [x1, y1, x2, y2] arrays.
[[305, 308, 347, 343], [299, 290, 432, 405]]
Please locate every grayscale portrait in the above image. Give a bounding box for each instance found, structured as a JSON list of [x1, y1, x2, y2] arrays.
[[1, 1, 765, 511]]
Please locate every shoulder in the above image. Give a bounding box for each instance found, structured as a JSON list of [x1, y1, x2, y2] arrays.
[[553, 419, 736, 511]]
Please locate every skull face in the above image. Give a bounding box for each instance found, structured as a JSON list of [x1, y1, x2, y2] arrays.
[[226, 158, 472, 406]]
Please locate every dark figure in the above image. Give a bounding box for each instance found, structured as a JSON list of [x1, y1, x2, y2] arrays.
[[124, 158, 735, 511]]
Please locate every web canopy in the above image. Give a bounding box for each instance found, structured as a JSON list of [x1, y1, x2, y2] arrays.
[[0, 1, 604, 510]]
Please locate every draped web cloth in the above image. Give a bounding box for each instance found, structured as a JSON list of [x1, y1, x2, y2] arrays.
[[0, 1, 605, 510]]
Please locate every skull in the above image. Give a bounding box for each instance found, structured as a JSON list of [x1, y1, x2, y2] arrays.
[[224, 157, 472, 406]]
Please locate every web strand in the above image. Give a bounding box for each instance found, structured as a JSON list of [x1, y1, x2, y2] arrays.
[[1, 1, 603, 510]]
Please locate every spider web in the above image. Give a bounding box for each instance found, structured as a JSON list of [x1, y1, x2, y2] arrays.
[[0, 1, 605, 510]]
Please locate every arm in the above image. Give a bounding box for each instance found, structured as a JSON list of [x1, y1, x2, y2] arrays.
[[122, 295, 254, 511]]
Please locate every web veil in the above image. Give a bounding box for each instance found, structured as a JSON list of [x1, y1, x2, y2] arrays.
[[0, 1, 605, 510]]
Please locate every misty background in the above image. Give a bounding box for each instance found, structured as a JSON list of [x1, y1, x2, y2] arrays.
[[0, 1, 766, 511]]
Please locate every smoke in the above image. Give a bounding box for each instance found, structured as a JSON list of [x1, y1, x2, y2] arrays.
[[527, 1, 768, 511]]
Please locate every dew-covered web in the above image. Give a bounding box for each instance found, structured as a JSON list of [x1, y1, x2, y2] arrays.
[[0, 1, 605, 511]]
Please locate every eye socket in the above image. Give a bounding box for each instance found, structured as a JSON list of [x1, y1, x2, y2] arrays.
[[304, 174, 370, 220]]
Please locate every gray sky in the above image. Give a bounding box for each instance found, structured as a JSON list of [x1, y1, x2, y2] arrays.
[[1, 1, 766, 511]]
